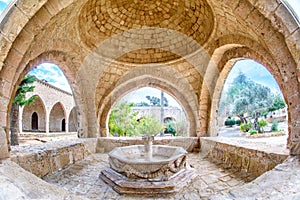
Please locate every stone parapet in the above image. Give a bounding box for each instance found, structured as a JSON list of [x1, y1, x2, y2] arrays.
[[201, 137, 289, 178], [10, 138, 97, 178]]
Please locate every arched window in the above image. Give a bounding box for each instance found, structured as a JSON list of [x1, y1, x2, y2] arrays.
[[62, 119, 66, 132], [32, 112, 38, 130]]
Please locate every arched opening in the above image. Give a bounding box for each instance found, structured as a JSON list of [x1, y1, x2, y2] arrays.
[[31, 112, 38, 130], [22, 96, 46, 132], [61, 119, 66, 132], [107, 87, 188, 137], [218, 59, 287, 138], [49, 102, 66, 132]]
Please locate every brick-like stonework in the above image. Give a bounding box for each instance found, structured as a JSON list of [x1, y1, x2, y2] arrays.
[[0, 0, 299, 159]]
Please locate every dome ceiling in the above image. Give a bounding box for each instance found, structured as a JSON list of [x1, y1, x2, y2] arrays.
[[79, 0, 215, 63]]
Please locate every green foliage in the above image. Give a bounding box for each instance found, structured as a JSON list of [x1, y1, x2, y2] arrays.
[[223, 72, 274, 119], [146, 95, 169, 107], [258, 119, 268, 133], [173, 120, 188, 136], [268, 95, 286, 112], [165, 121, 176, 136], [135, 115, 165, 136], [108, 102, 139, 136], [240, 122, 252, 132], [135, 102, 150, 107], [235, 119, 241, 125], [271, 120, 279, 132], [224, 118, 235, 127], [13, 75, 38, 107], [249, 129, 258, 135]]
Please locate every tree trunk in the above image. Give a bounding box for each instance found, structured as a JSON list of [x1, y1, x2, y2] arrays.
[[253, 112, 259, 132], [237, 114, 247, 124], [10, 103, 19, 146]]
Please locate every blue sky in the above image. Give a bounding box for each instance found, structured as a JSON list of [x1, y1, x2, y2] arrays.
[[224, 59, 281, 94], [0, 0, 10, 13], [28, 63, 72, 93]]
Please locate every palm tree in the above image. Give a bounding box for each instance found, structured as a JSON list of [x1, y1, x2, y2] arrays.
[[10, 75, 37, 145]]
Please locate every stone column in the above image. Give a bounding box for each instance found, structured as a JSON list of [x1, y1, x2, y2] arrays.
[[65, 115, 69, 133], [0, 127, 9, 159], [46, 111, 49, 134], [19, 106, 23, 134]]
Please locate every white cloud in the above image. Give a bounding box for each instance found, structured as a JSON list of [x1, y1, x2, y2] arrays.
[[29, 63, 72, 93], [0, 0, 11, 4]]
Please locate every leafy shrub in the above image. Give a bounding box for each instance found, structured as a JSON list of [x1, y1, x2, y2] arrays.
[[165, 122, 176, 136], [249, 129, 258, 135], [173, 120, 188, 136], [258, 119, 268, 133], [271, 120, 279, 132], [135, 116, 165, 136], [225, 118, 235, 127], [235, 119, 241, 125], [240, 122, 252, 132]]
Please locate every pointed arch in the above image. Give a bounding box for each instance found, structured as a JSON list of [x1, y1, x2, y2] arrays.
[[49, 102, 66, 132], [22, 95, 46, 132]]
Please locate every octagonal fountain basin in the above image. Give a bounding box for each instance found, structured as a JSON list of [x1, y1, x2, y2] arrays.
[[108, 145, 187, 181], [100, 145, 196, 195]]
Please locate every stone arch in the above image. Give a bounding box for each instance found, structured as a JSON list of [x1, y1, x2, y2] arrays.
[[98, 75, 198, 137], [68, 107, 78, 132], [22, 95, 46, 132], [206, 36, 296, 144], [19, 51, 85, 136], [49, 102, 66, 132]]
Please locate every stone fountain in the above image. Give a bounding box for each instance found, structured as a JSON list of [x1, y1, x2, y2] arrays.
[[100, 136, 196, 195]]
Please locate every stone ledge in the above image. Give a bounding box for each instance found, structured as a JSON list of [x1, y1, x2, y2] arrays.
[[97, 137, 199, 153], [210, 156, 300, 199], [100, 166, 197, 195], [200, 137, 289, 178], [10, 138, 97, 178]]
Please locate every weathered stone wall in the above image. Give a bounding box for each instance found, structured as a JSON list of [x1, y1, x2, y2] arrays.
[[201, 137, 289, 178], [132, 106, 186, 123], [10, 139, 97, 178]]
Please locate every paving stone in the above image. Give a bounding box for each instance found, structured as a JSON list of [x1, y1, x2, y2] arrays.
[[43, 153, 251, 199]]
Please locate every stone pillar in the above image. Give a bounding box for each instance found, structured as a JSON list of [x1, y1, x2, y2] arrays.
[[19, 106, 23, 134], [0, 127, 9, 159], [46, 111, 49, 134], [65, 114, 69, 133]]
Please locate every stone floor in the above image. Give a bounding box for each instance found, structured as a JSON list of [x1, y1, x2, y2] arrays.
[[43, 153, 254, 200]]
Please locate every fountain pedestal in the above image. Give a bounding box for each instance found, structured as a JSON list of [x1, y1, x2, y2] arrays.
[[100, 144, 196, 195]]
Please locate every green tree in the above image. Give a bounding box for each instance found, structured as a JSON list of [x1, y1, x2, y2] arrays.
[[108, 102, 139, 136], [135, 115, 165, 136], [224, 72, 273, 131], [258, 119, 268, 133], [146, 95, 169, 107], [10, 75, 37, 145], [268, 95, 286, 112]]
